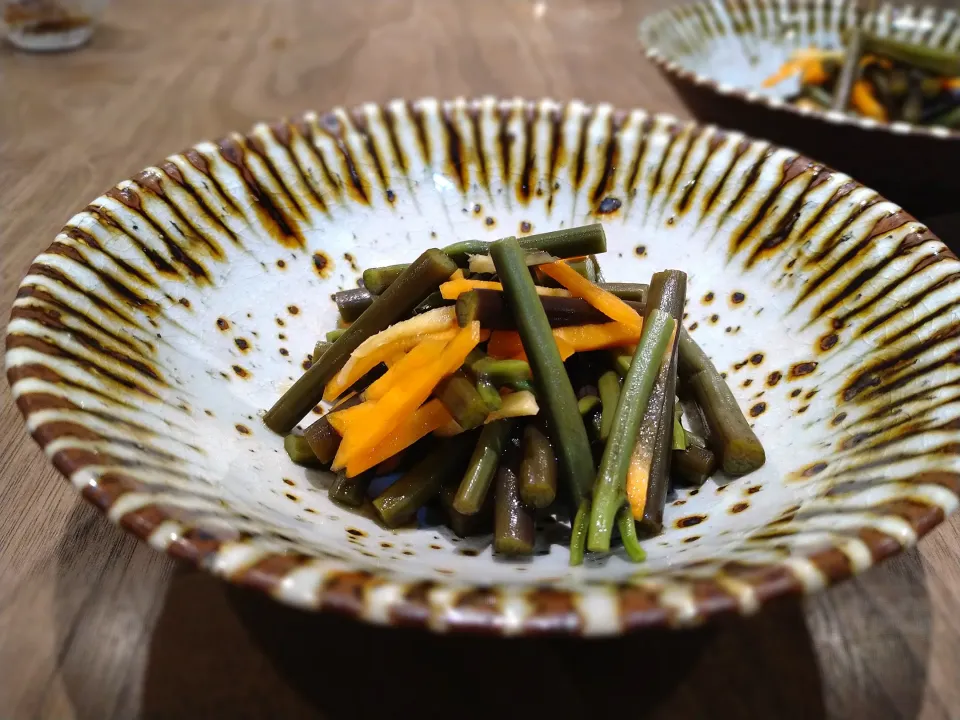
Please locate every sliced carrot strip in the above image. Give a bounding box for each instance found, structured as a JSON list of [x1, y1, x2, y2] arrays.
[[762, 60, 802, 88], [439, 278, 571, 300], [440, 279, 506, 299], [330, 399, 384, 468], [345, 399, 453, 476], [451, 268, 465, 281], [352, 307, 456, 359], [335, 322, 482, 466], [763, 48, 845, 88], [323, 344, 401, 403], [490, 330, 575, 361], [626, 445, 651, 520], [944, 77, 960, 91], [322, 327, 457, 402], [539, 261, 643, 328], [327, 401, 373, 435], [851, 80, 887, 121], [801, 60, 828, 85], [384, 350, 407, 367], [553, 322, 643, 352], [509, 338, 576, 362], [487, 330, 524, 359], [365, 337, 449, 401], [319, 392, 360, 435], [556, 336, 576, 361], [626, 326, 676, 519]]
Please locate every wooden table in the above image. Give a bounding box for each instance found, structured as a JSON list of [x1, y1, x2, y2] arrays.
[[2, 1, 959, 718]]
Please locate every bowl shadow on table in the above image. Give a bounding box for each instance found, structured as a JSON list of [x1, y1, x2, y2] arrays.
[[143, 570, 853, 719], [50, 501, 934, 719], [137, 569, 830, 720]]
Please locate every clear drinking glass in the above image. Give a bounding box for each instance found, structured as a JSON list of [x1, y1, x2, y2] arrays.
[[2, 0, 110, 52]]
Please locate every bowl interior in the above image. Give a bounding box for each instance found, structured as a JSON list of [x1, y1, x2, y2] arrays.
[[639, 0, 960, 107], [7, 98, 960, 623]]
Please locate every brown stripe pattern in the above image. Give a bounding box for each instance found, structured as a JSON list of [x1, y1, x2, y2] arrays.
[[5, 97, 960, 636], [639, 0, 960, 140]]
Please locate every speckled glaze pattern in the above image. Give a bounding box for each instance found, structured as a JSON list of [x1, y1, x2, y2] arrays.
[[6, 97, 960, 635], [639, 0, 960, 138]]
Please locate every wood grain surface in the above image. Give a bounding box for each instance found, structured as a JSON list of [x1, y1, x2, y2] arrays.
[[2, 1, 959, 718]]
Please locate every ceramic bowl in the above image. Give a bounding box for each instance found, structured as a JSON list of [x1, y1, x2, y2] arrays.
[[638, 0, 960, 218], [7, 97, 960, 635]]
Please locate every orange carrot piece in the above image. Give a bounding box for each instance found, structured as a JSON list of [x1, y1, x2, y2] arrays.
[[487, 330, 524, 359], [851, 80, 887, 121], [944, 77, 960, 91], [451, 269, 465, 281], [762, 60, 802, 88], [350, 308, 457, 360], [327, 401, 374, 435], [440, 279, 506, 300], [334, 322, 482, 467], [860, 54, 893, 70], [490, 330, 575, 362], [365, 337, 449, 401], [511, 337, 576, 363], [801, 60, 828, 85], [345, 399, 453, 476], [556, 336, 576, 361], [322, 343, 398, 403], [539, 261, 644, 328], [318, 391, 360, 435], [626, 325, 676, 519], [332, 335, 464, 457], [553, 322, 643, 352], [439, 278, 571, 300], [384, 350, 407, 367], [322, 328, 457, 402], [626, 447, 651, 520]]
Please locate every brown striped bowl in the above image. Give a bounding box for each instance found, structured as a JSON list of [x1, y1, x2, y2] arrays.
[[638, 0, 960, 217], [6, 97, 960, 635]]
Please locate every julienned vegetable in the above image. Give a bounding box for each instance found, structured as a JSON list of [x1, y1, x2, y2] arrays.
[[363, 224, 608, 293], [490, 236, 595, 502], [678, 328, 765, 475], [264, 248, 458, 433], [634, 270, 687, 537], [373, 434, 476, 528], [456, 289, 644, 330], [267, 224, 765, 565], [587, 309, 674, 553], [454, 419, 513, 515], [764, 34, 960, 128], [493, 441, 536, 555], [519, 422, 558, 508]]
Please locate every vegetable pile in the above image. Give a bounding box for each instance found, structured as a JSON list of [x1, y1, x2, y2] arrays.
[[764, 30, 960, 128], [264, 224, 766, 565]]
